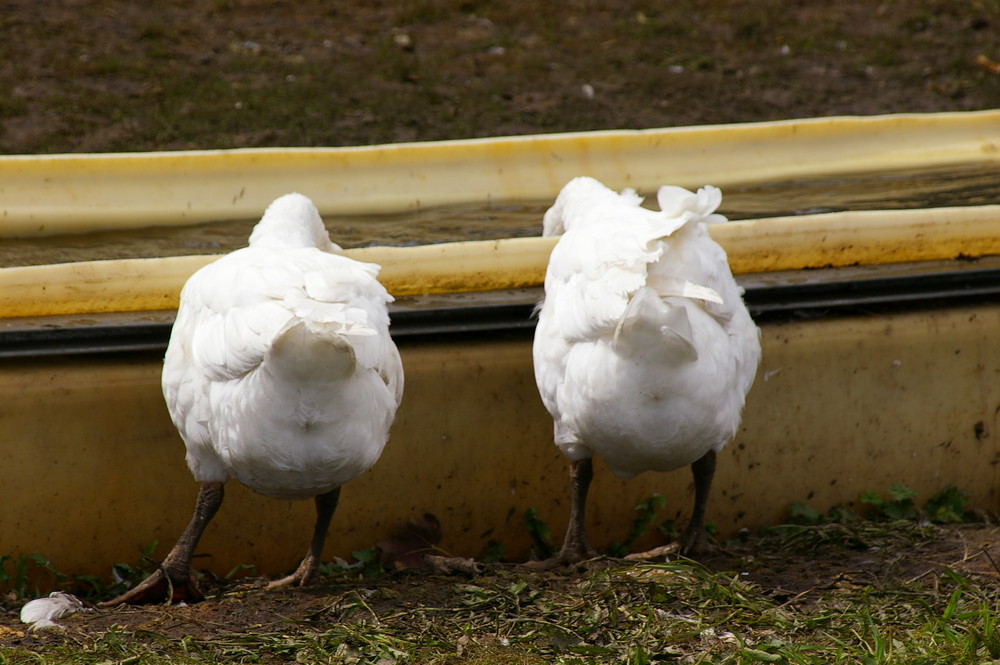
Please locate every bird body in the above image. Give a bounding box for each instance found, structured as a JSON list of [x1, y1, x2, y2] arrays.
[[165, 215, 402, 499], [103, 192, 402, 605], [532, 177, 760, 560]]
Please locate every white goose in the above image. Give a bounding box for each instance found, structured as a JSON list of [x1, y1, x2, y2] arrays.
[[102, 193, 403, 605], [532, 177, 760, 564]]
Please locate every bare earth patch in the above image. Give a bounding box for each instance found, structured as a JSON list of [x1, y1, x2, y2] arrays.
[[1, 1, 998, 153]]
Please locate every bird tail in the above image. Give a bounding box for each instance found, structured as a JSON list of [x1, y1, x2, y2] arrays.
[[613, 287, 698, 364], [266, 321, 359, 383], [656, 185, 727, 227]]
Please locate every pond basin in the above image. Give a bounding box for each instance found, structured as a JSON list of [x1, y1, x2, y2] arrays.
[[2, 162, 998, 268], [2, 115, 999, 584]]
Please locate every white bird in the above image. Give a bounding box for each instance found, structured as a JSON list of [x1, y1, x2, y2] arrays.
[[101, 193, 403, 605], [20, 592, 84, 630], [531, 177, 760, 564]]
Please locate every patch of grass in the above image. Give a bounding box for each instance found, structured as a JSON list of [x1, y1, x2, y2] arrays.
[[5, 523, 1000, 663], [766, 484, 987, 558], [5, 485, 999, 663]]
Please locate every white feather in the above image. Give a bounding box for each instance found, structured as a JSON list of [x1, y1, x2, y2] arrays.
[[20, 592, 84, 630], [163, 192, 404, 500], [533, 177, 760, 479]]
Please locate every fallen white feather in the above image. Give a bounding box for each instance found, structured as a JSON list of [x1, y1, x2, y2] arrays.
[[20, 592, 85, 630]]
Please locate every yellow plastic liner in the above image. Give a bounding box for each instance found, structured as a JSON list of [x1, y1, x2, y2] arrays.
[[718, 204, 1000, 273], [2, 205, 998, 319], [2, 111, 999, 237]]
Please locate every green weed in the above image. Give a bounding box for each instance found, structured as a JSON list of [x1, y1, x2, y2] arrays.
[[524, 507, 556, 560], [787, 484, 983, 529], [0, 553, 66, 601], [925, 486, 978, 523], [860, 482, 919, 521], [350, 545, 386, 578], [607, 494, 667, 557], [480, 538, 506, 564]]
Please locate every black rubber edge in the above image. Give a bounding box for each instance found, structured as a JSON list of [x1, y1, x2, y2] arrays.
[[2, 266, 999, 358]]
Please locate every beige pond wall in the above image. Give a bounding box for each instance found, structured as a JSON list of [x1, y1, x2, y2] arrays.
[[2, 301, 998, 580]]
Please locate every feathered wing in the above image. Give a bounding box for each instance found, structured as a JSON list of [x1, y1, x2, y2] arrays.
[[174, 249, 392, 378], [541, 180, 724, 343]]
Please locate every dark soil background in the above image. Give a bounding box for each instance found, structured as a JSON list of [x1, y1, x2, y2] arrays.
[[1, 0, 998, 153]]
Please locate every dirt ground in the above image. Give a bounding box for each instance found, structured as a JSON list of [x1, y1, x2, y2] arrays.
[[2, 0, 1000, 658], [2, 522, 999, 656], [1, 1, 998, 153]]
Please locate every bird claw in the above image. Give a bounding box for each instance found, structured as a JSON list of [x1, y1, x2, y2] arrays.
[[524, 542, 599, 570], [623, 543, 679, 561], [424, 554, 480, 577], [98, 569, 203, 607], [677, 529, 715, 557], [522, 557, 565, 570], [265, 574, 312, 590], [266, 559, 320, 590]]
